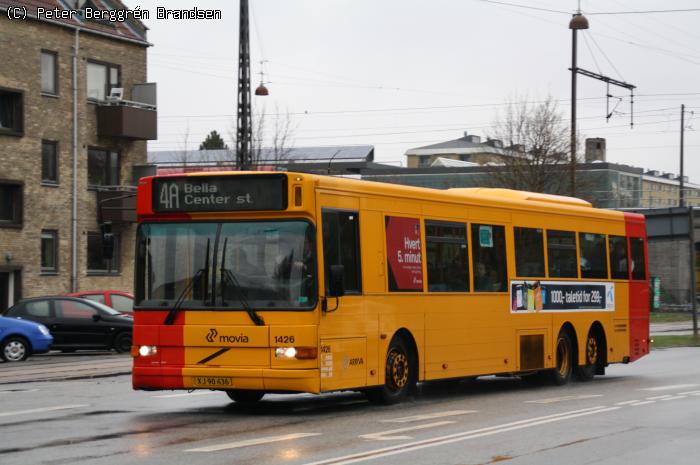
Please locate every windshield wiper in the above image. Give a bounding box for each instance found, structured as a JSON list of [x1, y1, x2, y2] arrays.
[[220, 238, 265, 326], [163, 239, 211, 325]]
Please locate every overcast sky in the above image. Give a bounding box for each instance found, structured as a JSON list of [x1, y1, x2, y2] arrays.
[[138, 0, 699, 181]]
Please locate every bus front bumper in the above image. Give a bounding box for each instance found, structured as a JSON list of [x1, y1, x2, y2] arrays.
[[133, 366, 321, 393]]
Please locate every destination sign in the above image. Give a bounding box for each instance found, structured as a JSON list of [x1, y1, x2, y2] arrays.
[[152, 175, 288, 212]]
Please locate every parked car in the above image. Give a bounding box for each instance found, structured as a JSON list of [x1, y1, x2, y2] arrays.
[[66, 291, 134, 314], [4, 297, 133, 353], [0, 315, 53, 362]]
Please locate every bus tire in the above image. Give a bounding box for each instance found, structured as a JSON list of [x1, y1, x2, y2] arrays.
[[226, 390, 265, 404], [366, 336, 416, 405], [549, 330, 574, 385], [576, 328, 605, 381]]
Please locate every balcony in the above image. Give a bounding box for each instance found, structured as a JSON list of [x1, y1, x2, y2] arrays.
[[96, 186, 137, 224], [96, 83, 157, 140]]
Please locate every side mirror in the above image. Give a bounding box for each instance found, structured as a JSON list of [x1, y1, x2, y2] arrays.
[[92, 314, 102, 322], [327, 265, 345, 297]]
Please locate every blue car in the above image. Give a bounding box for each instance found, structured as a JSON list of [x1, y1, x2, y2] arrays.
[[0, 316, 53, 362]]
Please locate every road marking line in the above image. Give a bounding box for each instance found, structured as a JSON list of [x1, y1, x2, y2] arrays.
[[382, 410, 476, 423], [186, 433, 321, 452], [646, 395, 673, 400], [302, 406, 618, 465], [629, 401, 656, 406], [360, 421, 456, 440], [615, 400, 640, 406], [678, 390, 700, 396], [0, 404, 89, 418], [660, 395, 687, 401], [639, 384, 698, 392], [525, 394, 603, 404], [0, 389, 39, 395], [153, 391, 219, 399]]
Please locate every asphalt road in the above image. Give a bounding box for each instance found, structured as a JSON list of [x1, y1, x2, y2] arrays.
[[1, 348, 699, 465]]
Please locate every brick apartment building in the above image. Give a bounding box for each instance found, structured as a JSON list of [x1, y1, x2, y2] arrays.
[[0, 1, 156, 310]]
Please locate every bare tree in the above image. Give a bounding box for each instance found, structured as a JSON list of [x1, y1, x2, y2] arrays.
[[225, 103, 296, 169], [173, 124, 194, 166], [487, 96, 573, 195]]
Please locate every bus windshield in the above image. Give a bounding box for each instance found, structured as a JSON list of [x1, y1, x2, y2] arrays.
[[135, 221, 316, 310]]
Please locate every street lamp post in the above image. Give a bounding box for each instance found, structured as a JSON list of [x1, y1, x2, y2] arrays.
[[569, 12, 589, 198]]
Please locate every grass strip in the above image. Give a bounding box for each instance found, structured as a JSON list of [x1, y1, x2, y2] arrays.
[[651, 335, 700, 349], [650, 312, 695, 323]]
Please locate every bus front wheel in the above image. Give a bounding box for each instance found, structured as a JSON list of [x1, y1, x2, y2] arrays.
[[366, 337, 416, 405], [550, 330, 574, 385], [226, 390, 265, 404]]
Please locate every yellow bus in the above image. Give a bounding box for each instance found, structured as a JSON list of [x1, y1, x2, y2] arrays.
[[132, 171, 649, 404]]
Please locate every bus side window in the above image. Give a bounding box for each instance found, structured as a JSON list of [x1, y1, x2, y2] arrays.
[[514, 227, 545, 277], [629, 237, 647, 281], [547, 230, 577, 278], [322, 210, 362, 293], [609, 235, 629, 279], [471, 224, 507, 292], [579, 232, 608, 279], [425, 221, 469, 292]]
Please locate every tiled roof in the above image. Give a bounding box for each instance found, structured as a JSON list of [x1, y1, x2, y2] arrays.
[[0, 0, 148, 45]]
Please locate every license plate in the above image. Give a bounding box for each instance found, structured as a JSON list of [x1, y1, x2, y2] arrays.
[[193, 376, 233, 388]]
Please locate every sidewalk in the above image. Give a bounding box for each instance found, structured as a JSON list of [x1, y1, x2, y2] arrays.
[[650, 321, 697, 336], [0, 353, 131, 385]]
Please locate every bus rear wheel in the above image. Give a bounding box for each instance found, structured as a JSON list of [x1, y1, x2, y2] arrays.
[[576, 330, 604, 381], [226, 390, 265, 404], [366, 337, 416, 405], [550, 330, 574, 385]]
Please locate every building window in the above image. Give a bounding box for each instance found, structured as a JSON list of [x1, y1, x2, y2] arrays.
[[0, 182, 22, 227], [87, 231, 120, 274], [87, 61, 120, 101], [88, 148, 119, 187], [41, 230, 58, 273], [0, 88, 23, 135], [42, 140, 58, 184], [41, 51, 58, 95], [322, 210, 361, 293], [425, 220, 469, 292]]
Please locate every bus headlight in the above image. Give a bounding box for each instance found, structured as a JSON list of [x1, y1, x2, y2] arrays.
[[275, 347, 297, 359], [138, 345, 158, 357], [275, 347, 317, 360]]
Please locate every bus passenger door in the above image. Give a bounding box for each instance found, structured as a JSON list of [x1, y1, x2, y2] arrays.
[[318, 207, 369, 391]]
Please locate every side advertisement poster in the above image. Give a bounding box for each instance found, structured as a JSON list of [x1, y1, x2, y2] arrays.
[[385, 216, 423, 291], [511, 280, 615, 313]]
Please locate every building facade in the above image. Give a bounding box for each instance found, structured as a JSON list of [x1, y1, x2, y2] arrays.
[[405, 132, 507, 168], [0, 1, 156, 310], [360, 163, 700, 210]]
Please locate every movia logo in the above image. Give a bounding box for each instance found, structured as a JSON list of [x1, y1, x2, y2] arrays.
[[205, 328, 250, 344]]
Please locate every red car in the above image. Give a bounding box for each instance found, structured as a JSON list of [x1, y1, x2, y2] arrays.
[[66, 291, 134, 314]]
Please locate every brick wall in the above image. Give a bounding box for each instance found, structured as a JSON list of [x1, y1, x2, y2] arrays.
[[0, 16, 148, 301]]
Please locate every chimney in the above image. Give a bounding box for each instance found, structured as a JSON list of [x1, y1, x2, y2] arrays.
[[585, 138, 606, 163]]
